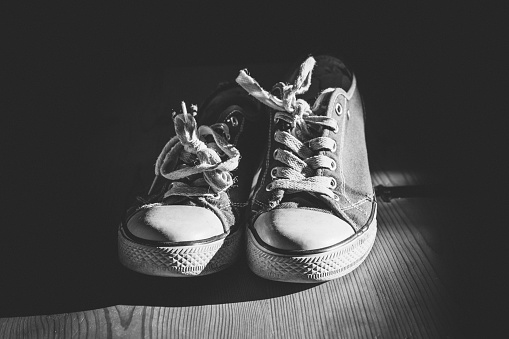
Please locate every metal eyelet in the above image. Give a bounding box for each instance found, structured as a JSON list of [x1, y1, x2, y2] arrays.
[[266, 183, 273, 191], [222, 129, 231, 141], [212, 123, 230, 141], [335, 103, 343, 115], [270, 167, 278, 179], [273, 149, 278, 159], [331, 140, 337, 152], [333, 123, 339, 134], [227, 116, 239, 127], [333, 194, 340, 201], [330, 178, 337, 189], [269, 201, 277, 208], [209, 192, 221, 199], [330, 160, 337, 171]]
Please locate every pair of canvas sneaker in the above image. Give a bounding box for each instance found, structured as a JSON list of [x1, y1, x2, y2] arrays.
[[118, 55, 377, 283]]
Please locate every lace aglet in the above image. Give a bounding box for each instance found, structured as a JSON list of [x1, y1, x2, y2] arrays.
[[148, 175, 160, 195], [181, 101, 188, 115]]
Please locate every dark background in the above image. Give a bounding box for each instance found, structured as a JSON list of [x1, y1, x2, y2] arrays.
[[2, 1, 504, 323]]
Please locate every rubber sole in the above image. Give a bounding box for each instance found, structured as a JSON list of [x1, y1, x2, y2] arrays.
[[246, 220, 377, 283], [118, 227, 242, 277]]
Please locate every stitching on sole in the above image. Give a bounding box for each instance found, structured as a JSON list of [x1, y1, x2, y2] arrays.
[[246, 222, 377, 283], [118, 229, 242, 277]]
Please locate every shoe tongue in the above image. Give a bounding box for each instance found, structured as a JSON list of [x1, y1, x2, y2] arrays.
[[299, 72, 350, 104], [270, 83, 318, 142], [298, 55, 352, 101], [279, 192, 332, 212], [198, 83, 259, 126]]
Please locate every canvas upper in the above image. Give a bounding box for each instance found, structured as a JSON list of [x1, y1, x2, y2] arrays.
[[237, 55, 376, 251], [122, 83, 266, 244]]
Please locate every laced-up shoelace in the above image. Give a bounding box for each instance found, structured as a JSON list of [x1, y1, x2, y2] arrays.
[[236, 57, 340, 205], [150, 102, 240, 199]]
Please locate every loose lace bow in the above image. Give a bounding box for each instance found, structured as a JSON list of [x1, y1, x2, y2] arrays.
[[152, 102, 240, 198], [236, 57, 338, 140], [236, 57, 339, 202]]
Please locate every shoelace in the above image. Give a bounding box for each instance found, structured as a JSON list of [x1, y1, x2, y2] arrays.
[[236, 57, 340, 204], [150, 102, 240, 199]]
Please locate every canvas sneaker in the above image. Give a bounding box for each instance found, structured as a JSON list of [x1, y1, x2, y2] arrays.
[[118, 83, 265, 277], [236, 55, 377, 283]]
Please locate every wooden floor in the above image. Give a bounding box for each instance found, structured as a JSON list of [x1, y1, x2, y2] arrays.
[[0, 63, 499, 338]]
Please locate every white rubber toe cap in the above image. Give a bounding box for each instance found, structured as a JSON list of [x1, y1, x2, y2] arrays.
[[253, 208, 355, 251], [127, 205, 224, 242]]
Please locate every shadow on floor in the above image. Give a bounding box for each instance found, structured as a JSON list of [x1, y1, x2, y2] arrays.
[[1, 210, 317, 317], [1, 262, 318, 317]]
